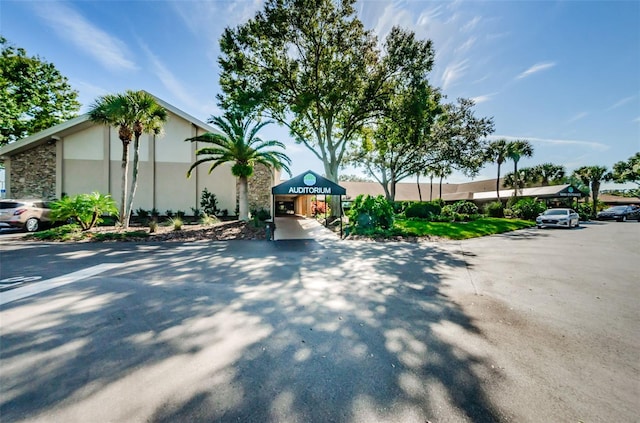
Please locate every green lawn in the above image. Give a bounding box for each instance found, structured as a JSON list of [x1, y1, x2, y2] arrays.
[[393, 217, 535, 240]]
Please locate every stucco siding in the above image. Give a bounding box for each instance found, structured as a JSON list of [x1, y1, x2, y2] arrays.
[[155, 113, 194, 163], [197, 163, 237, 215], [155, 162, 197, 213], [63, 125, 104, 160], [62, 159, 106, 197]]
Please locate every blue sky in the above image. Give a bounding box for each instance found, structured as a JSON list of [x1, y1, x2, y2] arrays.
[[2, 0, 639, 187]]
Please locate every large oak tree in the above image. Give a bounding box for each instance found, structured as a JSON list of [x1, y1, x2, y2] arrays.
[[0, 37, 80, 145]]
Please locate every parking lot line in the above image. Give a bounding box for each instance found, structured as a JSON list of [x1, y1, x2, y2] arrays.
[[0, 263, 120, 306]]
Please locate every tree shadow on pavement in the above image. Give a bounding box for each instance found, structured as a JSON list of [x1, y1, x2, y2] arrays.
[[1, 239, 505, 422]]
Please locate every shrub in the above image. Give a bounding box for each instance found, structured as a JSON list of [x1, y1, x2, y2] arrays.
[[200, 214, 218, 226], [176, 210, 186, 219], [510, 198, 546, 220], [348, 195, 394, 232], [50, 192, 118, 231], [136, 208, 150, 220], [576, 202, 592, 221], [149, 220, 158, 233], [405, 201, 442, 219], [200, 188, 220, 216], [252, 208, 271, 222], [165, 209, 174, 218], [190, 207, 203, 218], [150, 208, 160, 219], [484, 201, 504, 218], [450, 200, 479, 215], [170, 217, 183, 231]]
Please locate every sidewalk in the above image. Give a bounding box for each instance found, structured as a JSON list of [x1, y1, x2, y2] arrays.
[[274, 215, 339, 241]]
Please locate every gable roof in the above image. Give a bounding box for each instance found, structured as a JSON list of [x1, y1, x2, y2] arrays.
[[0, 91, 216, 158], [272, 170, 346, 195]]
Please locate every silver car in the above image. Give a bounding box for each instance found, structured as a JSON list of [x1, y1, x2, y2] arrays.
[[0, 199, 52, 232], [536, 208, 580, 229]]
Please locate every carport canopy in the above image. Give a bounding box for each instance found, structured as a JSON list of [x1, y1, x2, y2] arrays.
[[272, 170, 346, 196]]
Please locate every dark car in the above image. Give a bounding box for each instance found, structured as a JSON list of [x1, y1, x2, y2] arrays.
[[596, 205, 640, 222]]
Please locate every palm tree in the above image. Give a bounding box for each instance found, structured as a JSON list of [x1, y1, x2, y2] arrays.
[[125, 91, 167, 226], [504, 167, 536, 189], [88, 93, 134, 226], [88, 91, 167, 228], [434, 163, 452, 200], [186, 112, 291, 221], [507, 139, 534, 197], [573, 165, 612, 217], [533, 163, 565, 186], [485, 139, 510, 200]]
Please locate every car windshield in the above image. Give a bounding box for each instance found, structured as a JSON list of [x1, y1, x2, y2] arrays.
[[604, 206, 627, 212], [543, 209, 568, 215]]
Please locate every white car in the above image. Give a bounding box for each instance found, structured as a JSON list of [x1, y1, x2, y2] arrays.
[[536, 208, 580, 229]]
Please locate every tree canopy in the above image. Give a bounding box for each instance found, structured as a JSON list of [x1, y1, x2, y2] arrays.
[[0, 37, 80, 145], [612, 152, 640, 187]]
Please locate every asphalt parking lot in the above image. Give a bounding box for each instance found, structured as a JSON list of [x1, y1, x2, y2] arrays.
[[0, 221, 638, 422]]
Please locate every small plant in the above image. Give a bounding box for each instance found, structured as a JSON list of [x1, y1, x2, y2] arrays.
[[150, 208, 160, 219], [170, 217, 183, 231], [221, 209, 229, 218], [149, 220, 158, 233], [200, 188, 220, 216], [450, 200, 479, 215], [136, 208, 150, 220], [200, 213, 218, 226], [190, 207, 203, 219], [165, 209, 174, 218], [176, 210, 186, 219], [50, 192, 118, 231]]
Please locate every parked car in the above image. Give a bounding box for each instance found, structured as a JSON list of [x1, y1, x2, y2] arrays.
[[536, 208, 580, 229], [596, 205, 640, 222], [0, 199, 52, 232]]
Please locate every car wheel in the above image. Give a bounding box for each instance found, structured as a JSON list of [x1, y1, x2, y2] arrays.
[[25, 218, 39, 232], [619, 216, 627, 222], [536, 225, 542, 229]]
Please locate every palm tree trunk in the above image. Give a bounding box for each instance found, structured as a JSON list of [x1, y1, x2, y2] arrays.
[[238, 176, 249, 221], [496, 164, 501, 201], [513, 161, 519, 198], [120, 141, 130, 226], [439, 175, 444, 200], [417, 174, 422, 202], [125, 135, 141, 229], [592, 181, 600, 217], [429, 175, 433, 201]]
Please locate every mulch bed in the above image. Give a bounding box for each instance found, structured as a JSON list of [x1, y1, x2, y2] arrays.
[[72, 220, 266, 242]]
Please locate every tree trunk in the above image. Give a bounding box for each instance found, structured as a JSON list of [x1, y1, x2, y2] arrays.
[[417, 174, 422, 202], [439, 175, 444, 200], [125, 135, 142, 229], [496, 164, 501, 200], [238, 176, 249, 221], [591, 181, 600, 217], [430, 175, 433, 201], [513, 161, 519, 198], [120, 141, 130, 226]]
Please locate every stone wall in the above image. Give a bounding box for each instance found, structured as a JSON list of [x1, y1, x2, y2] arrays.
[[236, 163, 273, 214], [10, 142, 57, 199]]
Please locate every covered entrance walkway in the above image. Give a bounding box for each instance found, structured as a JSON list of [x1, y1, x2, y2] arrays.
[[273, 216, 338, 241], [271, 170, 347, 240]]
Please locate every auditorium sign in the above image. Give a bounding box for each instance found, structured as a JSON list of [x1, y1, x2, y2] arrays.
[[272, 170, 347, 196]]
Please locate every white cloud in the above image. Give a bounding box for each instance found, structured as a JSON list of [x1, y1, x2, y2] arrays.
[[516, 62, 556, 80], [567, 112, 589, 124], [491, 135, 609, 151], [462, 16, 481, 32], [441, 60, 469, 90], [470, 93, 495, 104], [606, 96, 635, 111], [141, 43, 215, 118], [455, 36, 477, 53], [32, 2, 136, 72]]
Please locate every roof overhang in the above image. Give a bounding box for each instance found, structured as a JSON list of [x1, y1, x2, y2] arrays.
[[272, 170, 346, 196]]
